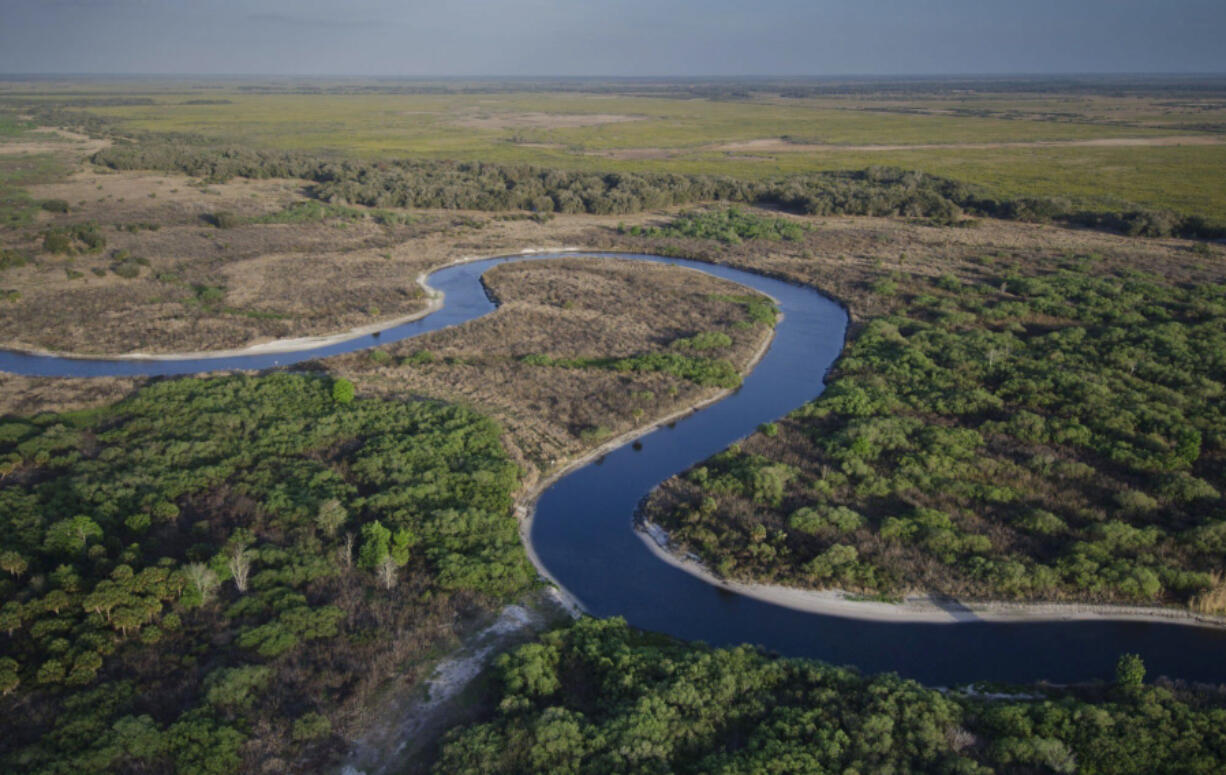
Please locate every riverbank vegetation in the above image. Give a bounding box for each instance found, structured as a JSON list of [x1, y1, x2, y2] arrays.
[[647, 253, 1226, 608], [432, 617, 1226, 775], [0, 373, 534, 773]]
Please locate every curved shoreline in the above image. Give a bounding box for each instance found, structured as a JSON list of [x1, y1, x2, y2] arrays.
[[0, 246, 590, 362], [635, 520, 1226, 630], [514, 320, 779, 618], [6, 248, 1226, 644]]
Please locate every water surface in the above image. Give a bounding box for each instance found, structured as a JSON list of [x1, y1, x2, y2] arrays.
[[5, 252, 1225, 686]]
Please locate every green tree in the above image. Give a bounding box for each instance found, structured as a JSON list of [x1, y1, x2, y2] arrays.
[[357, 521, 392, 570], [1116, 653, 1146, 690], [315, 498, 348, 538], [166, 711, 245, 775], [0, 550, 27, 578], [332, 377, 355, 404], [43, 515, 103, 554]]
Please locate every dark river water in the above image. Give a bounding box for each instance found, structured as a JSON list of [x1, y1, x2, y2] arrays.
[[4, 252, 1225, 686]]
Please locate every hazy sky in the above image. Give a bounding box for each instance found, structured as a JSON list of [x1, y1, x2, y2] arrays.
[[2, 0, 1224, 76]]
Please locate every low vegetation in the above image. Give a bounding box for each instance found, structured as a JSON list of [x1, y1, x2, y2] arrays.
[[648, 260, 1226, 607], [0, 373, 534, 773], [433, 617, 1226, 775], [623, 206, 808, 244], [518, 326, 761, 390], [91, 144, 1224, 239], [40, 222, 106, 255]]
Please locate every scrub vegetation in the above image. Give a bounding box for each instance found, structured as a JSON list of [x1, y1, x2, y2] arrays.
[[647, 252, 1226, 608], [332, 257, 776, 475], [623, 206, 808, 244], [8, 76, 1225, 222], [0, 373, 533, 774], [88, 143, 1223, 239], [433, 617, 1226, 775]]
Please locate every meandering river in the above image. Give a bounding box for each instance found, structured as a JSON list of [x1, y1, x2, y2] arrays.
[[4, 251, 1225, 685]]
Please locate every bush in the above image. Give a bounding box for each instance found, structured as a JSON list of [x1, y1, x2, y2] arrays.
[[674, 331, 733, 350], [40, 199, 69, 213], [42, 231, 73, 254], [0, 249, 27, 271], [291, 712, 332, 742], [1115, 653, 1146, 689], [331, 377, 355, 404], [209, 211, 241, 229], [112, 259, 141, 279]]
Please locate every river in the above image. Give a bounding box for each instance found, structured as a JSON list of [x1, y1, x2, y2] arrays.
[[4, 251, 1225, 685]]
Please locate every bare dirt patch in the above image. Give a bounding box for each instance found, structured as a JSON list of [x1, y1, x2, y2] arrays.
[[0, 127, 111, 157], [25, 170, 304, 226]]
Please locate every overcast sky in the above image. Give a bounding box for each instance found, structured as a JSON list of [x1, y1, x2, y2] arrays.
[[2, 0, 1224, 76]]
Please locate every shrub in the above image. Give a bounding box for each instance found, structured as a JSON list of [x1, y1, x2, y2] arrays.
[[40, 199, 69, 213], [112, 259, 141, 279], [331, 377, 355, 404], [402, 350, 436, 366], [674, 331, 732, 350], [0, 249, 27, 271], [1115, 653, 1145, 689], [193, 284, 226, 304], [210, 211, 241, 229], [42, 231, 72, 254], [291, 712, 332, 742]]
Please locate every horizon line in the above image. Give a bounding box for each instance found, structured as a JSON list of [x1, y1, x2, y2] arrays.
[[3, 71, 1226, 80]]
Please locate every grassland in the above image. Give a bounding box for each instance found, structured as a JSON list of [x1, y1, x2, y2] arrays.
[[6, 80, 1225, 223]]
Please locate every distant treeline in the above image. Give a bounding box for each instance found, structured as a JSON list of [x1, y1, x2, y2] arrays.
[[89, 142, 1224, 239]]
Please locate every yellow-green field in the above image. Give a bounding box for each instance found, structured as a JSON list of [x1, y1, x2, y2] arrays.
[[8, 83, 1226, 222]]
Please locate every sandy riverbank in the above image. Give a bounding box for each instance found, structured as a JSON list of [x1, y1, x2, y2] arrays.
[[637, 520, 1226, 630]]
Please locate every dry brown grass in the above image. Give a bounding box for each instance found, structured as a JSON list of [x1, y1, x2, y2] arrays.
[[331, 257, 775, 484], [0, 169, 663, 354], [0, 373, 141, 417], [1191, 573, 1226, 616]]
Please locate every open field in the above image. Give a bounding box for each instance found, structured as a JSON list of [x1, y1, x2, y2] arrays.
[[5, 78, 1226, 223]]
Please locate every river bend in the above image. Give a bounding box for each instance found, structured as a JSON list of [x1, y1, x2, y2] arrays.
[[3, 252, 1224, 685]]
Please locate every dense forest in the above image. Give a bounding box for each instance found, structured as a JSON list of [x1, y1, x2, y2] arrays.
[[87, 140, 1223, 239], [433, 617, 1226, 774], [0, 373, 534, 773], [649, 260, 1226, 608]]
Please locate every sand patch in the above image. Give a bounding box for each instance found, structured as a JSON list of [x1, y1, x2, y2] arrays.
[[0, 127, 110, 156]]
